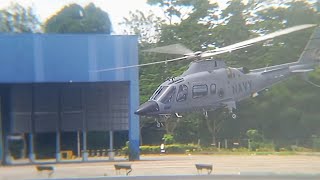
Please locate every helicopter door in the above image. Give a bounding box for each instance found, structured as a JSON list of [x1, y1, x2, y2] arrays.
[[175, 84, 189, 111], [176, 84, 188, 102]]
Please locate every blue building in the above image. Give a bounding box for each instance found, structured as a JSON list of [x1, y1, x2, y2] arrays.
[[0, 34, 140, 164]]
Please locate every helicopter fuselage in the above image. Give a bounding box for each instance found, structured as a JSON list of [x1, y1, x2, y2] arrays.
[[134, 59, 317, 116], [134, 26, 320, 117]]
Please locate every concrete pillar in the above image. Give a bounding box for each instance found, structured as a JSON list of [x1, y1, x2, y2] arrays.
[[22, 134, 26, 159], [77, 131, 80, 157], [28, 133, 35, 163], [0, 130, 3, 165], [82, 131, 88, 161], [56, 132, 61, 162], [129, 81, 140, 161], [108, 131, 115, 160], [109, 131, 114, 151], [4, 136, 11, 164], [0, 109, 3, 165], [30, 84, 36, 163], [80, 87, 88, 162]]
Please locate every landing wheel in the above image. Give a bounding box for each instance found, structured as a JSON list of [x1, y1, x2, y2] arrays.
[[232, 113, 237, 119], [155, 120, 164, 128], [155, 118, 162, 128], [156, 121, 161, 127]]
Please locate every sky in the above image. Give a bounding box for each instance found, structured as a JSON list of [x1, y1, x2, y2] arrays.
[[0, 0, 229, 34]]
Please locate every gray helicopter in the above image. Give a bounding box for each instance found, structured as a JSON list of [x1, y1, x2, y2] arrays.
[[96, 24, 319, 119], [133, 24, 320, 118]]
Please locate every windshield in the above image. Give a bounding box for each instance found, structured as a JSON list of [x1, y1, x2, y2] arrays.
[[159, 86, 176, 104], [150, 86, 168, 100]]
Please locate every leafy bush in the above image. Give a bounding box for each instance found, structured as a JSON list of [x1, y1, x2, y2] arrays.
[[139, 144, 199, 154], [246, 129, 263, 142], [140, 145, 160, 154], [246, 129, 274, 151], [120, 141, 129, 156], [312, 137, 320, 151], [163, 134, 175, 144], [297, 146, 312, 152], [258, 142, 275, 151], [231, 147, 249, 152]]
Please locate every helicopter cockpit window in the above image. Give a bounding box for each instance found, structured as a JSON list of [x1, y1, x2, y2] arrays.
[[151, 86, 168, 100], [159, 86, 176, 104], [210, 84, 216, 94], [192, 84, 208, 98], [176, 84, 188, 102]]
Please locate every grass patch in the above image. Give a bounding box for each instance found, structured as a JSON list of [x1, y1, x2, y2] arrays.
[[191, 150, 297, 156]]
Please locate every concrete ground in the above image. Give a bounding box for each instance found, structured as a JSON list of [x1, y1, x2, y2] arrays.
[[1, 154, 320, 180]]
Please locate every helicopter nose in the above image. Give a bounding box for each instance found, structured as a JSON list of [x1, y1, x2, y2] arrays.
[[135, 101, 159, 115]]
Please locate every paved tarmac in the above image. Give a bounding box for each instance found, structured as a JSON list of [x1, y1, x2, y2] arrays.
[[1, 154, 320, 180], [31, 175, 320, 180]]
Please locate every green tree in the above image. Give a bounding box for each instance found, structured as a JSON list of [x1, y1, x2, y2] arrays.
[[211, 0, 320, 149], [242, 0, 320, 147], [120, 10, 164, 44], [0, 3, 41, 33], [204, 109, 230, 146], [147, 0, 189, 25], [162, 134, 175, 144], [122, 0, 320, 149], [246, 129, 264, 150], [45, 3, 112, 34], [174, 113, 201, 144]]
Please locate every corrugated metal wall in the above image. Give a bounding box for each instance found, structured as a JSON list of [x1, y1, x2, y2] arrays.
[[0, 34, 140, 162], [10, 82, 129, 133]]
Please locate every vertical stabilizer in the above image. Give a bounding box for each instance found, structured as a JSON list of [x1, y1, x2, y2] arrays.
[[298, 26, 320, 65]]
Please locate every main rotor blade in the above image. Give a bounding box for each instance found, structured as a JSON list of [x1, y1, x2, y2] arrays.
[[92, 56, 189, 72], [93, 24, 316, 73], [142, 43, 193, 55], [201, 24, 317, 58], [201, 44, 254, 58]]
